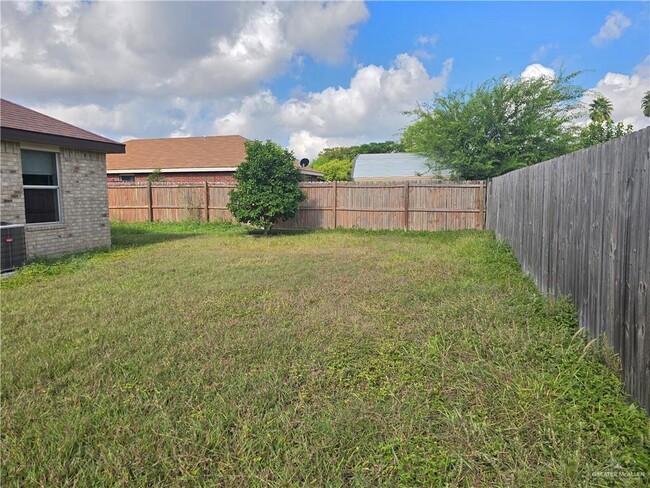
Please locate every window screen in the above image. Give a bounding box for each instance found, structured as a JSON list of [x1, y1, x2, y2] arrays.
[[21, 150, 61, 224]]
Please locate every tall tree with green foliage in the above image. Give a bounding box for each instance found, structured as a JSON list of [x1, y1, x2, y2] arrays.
[[314, 159, 353, 181], [313, 141, 405, 165], [402, 73, 585, 179], [643, 90, 650, 117], [588, 94, 613, 124], [227, 140, 305, 235], [311, 141, 405, 181], [579, 94, 633, 148], [579, 120, 634, 147]]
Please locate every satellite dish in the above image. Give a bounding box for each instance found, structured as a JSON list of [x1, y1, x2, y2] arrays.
[[299, 158, 309, 168]]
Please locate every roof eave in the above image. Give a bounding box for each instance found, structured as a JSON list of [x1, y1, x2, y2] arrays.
[[107, 167, 239, 174], [300, 169, 323, 176], [0, 127, 126, 154]]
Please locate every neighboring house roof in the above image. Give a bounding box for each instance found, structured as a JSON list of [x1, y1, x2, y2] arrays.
[[352, 153, 452, 180], [106, 135, 322, 177], [107, 135, 248, 172], [0, 98, 125, 153]]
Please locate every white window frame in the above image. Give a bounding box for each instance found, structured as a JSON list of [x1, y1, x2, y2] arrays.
[[21, 148, 63, 226]]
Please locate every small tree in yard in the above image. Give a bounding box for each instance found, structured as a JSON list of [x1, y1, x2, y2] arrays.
[[147, 168, 165, 182], [228, 140, 305, 235]]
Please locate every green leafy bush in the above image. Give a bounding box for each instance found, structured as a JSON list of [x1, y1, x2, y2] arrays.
[[147, 168, 165, 182], [227, 140, 305, 234], [314, 158, 352, 181]]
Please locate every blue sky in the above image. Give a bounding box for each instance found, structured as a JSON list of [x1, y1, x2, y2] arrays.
[[268, 2, 649, 95], [1, 1, 649, 159]]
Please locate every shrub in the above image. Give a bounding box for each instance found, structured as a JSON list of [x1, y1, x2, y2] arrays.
[[227, 140, 305, 235]]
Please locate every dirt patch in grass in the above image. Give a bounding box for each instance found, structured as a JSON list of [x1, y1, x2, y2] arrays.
[[1, 223, 648, 486]]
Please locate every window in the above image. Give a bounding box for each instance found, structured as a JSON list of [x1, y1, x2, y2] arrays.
[[22, 149, 61, 224], [120, 174, 135, 182]]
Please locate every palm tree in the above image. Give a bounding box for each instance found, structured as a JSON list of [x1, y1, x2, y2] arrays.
[[643, 90, 650, 118], [589, 94, 613, 124]]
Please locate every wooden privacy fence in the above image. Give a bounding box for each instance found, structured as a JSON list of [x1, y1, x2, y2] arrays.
[[487, 127, 650, 413], [108, 180, 486, 231]]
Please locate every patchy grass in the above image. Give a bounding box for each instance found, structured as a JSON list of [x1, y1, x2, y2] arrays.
[[1, 221, 244, 290], [1, 223, 648, 486]]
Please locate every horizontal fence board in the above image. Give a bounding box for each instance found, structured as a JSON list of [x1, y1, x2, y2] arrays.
[[486, 127, 650, 413], [108, 180, 485, 231]]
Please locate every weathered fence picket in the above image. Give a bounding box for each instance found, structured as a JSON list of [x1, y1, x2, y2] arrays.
[[108, 180, 486, 232], [486, 127, 650, 413]]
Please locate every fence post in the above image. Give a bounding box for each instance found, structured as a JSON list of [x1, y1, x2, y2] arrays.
[[332, 181, 338, 229], [476, 180, 486, 229], [482, 180, 487, 229], [403, 181, 410, 231], [204, 181, 210, 222], [147, 181, 153, 222]]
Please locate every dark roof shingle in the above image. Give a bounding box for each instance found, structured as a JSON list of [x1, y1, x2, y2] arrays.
[[106, 135, 249, 171], [107, 135, 323, 177], [1, 98, 124, 153]]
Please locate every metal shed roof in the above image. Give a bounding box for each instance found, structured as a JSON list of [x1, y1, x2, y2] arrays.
[[352, 153, 451, 180]]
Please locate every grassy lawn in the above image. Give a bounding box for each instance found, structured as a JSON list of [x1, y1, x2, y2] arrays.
[[2, 222, 648, 486]]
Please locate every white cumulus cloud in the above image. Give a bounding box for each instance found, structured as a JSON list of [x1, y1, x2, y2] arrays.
[[591, 11, 631, 47], [586, 56, 650, 130], [214, 54, 453, 160], [288, 131, 330, 161], [0, 1, 368, 101], [520, 64, 556, 80], [1, 1, 373, 147]]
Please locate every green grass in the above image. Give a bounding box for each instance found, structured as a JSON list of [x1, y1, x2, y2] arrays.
[[1, 223, 648, 486]]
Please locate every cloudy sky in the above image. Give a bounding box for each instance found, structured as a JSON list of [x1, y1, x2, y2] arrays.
[[2, 1, 649, 160]]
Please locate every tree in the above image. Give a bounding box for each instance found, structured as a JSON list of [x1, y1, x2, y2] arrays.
[[588, 94, 613, 124], [315, 159, 352, 181], [402, 73, 585, 179], [147, 168, 165, 183], [313, 141, 405, 166], [643, 90, 650, 117], [579, 120, 634, 148], [311, 141, 404, 181], [579, 94, 633, 148], [227, 140, 305, 235]]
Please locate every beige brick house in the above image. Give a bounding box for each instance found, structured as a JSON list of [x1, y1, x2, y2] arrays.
[[1, 99, 125, 265]]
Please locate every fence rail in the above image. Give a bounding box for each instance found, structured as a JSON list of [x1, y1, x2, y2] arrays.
[[108, 180, 486, 232], [486, 127, 650, 413]]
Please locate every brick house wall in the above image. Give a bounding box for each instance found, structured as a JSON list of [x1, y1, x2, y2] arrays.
[[0, 141, 25, 224], [1, 141, 111, 260], [107, 172, 237, 184], [107, 171, 321, 183]]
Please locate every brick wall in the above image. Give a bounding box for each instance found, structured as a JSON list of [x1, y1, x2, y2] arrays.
[[0, 141, 25, 224], [1, 142, 111, 260], [107, 171, 321, 183], [107, 172, 236, 184]]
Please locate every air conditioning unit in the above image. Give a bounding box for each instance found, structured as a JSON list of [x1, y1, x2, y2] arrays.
[[1, 223, 26, 273]]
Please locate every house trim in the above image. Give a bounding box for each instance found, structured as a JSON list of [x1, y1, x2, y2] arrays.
[[107, 167, 323, 177], [107, 167, 239, 174], [1, 127, 125, 154]]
